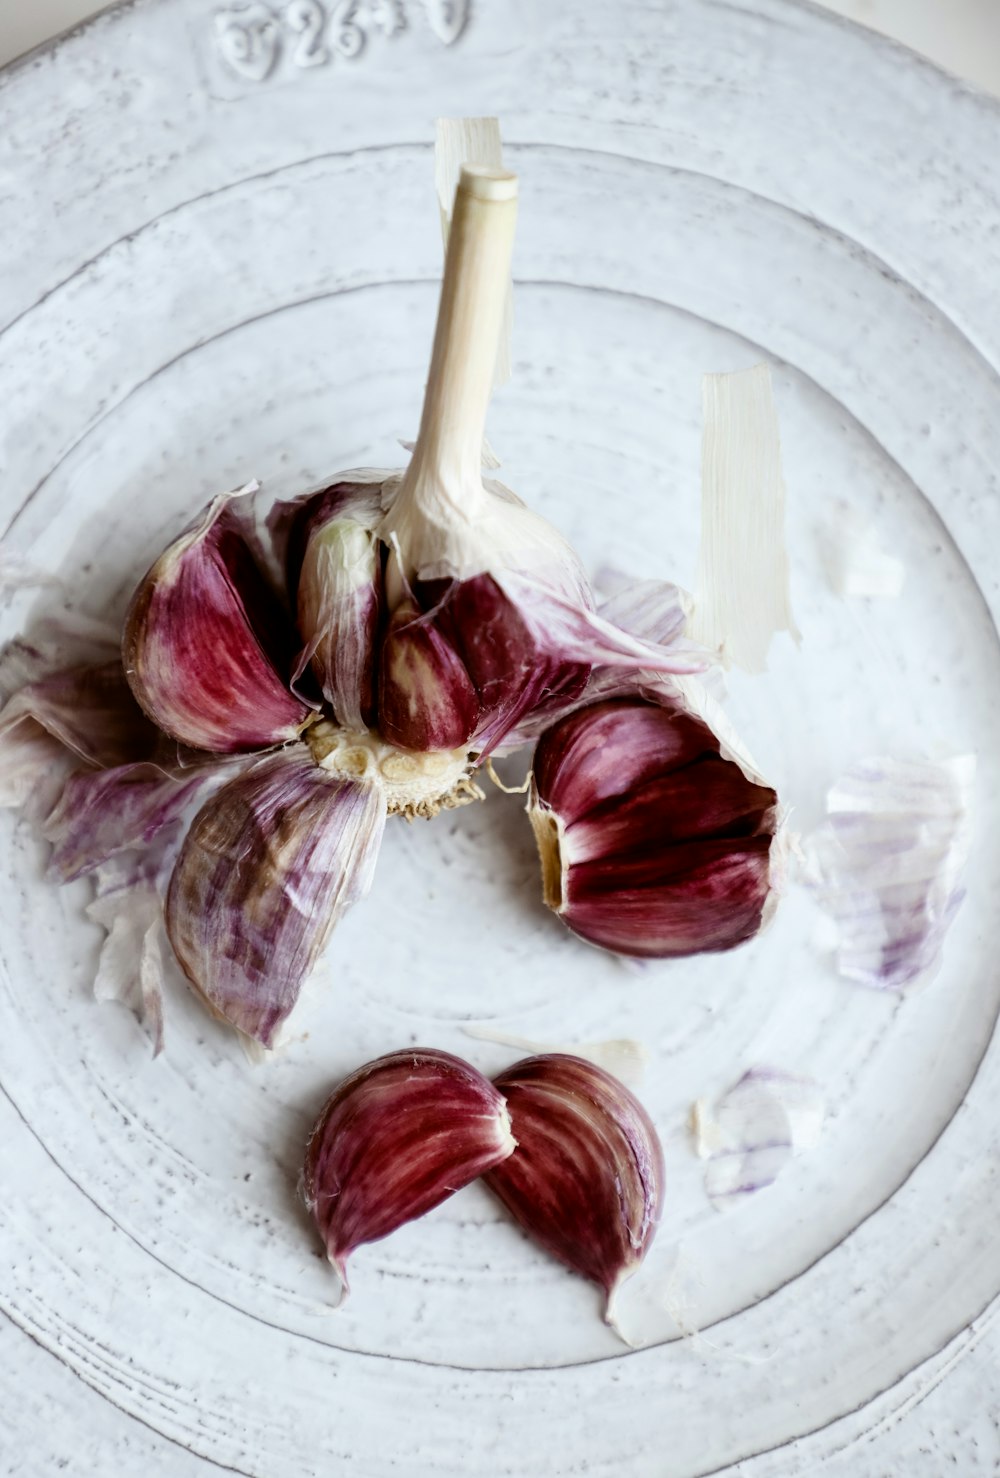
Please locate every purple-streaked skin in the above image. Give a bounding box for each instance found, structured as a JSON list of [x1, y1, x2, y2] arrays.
[[123, 488, 312, 754], [377, 572, 590, 755], [378, 591, 481, 751], [490, 576, 713, 756], [269, 482, 385, 730], [483, 1053, 664, 1318], [805, 754, 973, 990], [302, 1048, 516, 1293], [700, 1068, 824, 1207], [44, 760, 237, 883], [530, 698, 778, 958], [165, 749, 386, 1047], [0, 660, 163, 768]]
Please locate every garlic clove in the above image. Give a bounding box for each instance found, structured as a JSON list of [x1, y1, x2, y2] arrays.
[[123, 484, 312, 753], [378, 592, 480, 752], [483, 1053, 664, 1317], [165, 748, 386, 1046], [529, 697, 778, 957], [302, 1048, 516, 1292], [271, 481, 385, 731]]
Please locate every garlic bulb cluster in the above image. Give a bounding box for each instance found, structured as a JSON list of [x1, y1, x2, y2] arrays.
[[0, 150, 780, 1056], [302, 1049, 664, 1319]]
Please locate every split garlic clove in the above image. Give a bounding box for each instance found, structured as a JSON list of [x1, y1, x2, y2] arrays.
[[483, 1053, 664, 1316], [274, 481, 385, 732], [165, 748, 386, 1047], [377, 590, 480, 751], [302, 1048, 516, 1292], [123, 484, 312, 753], [529, 697, 778, 957]]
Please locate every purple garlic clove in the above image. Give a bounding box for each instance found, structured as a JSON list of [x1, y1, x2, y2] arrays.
[[123, 484, 311, 753], [529, 697, 778, 957], [483, 1053, 664, 1316], [376, 570, 590, 755], [271, 481, 385, 731], [378, 591, 480, 751], [302, 1048, 516, 1292], [166, 748, 386, 1047]]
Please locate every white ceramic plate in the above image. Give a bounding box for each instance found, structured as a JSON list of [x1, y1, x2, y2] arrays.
[[3, 1, 1000, 1473]]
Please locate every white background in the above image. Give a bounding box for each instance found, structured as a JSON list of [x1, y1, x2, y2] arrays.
[[2, 0, 1000, 92]]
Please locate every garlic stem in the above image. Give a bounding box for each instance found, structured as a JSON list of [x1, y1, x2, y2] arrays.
[[403, 166, 518, 509]]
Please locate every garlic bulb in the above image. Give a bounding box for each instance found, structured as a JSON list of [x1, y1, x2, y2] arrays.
[[528, 696, 778, 957], [302, 1048, 516, 1292], [483, 1053, 664, 1316], [373, 165, 697, 756], [123, 484, 312, 753]]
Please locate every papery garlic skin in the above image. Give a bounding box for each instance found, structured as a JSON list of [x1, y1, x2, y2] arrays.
[[123, 485, 312, 753], [529, 698, 778, 958], [302, 1048, 516, 1290], [272, 481, 385, 731], [166, 748, 386, 1047], [483, 1053, 664, 1314]]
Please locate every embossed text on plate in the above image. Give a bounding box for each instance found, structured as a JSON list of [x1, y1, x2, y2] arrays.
[[214, 0, 469, 82]]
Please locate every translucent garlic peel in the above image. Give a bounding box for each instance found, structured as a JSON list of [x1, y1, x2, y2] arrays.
[[166, 750, 386, 1047], [689, 364, 799, 673], [803, 754, 974, 990], [698, 1068, 825, 1207], [302, 1048, 516, 1291], [483, 1053, 664, 1313], [43, 760, 235, 884], [0, 660, 161, 770], [89, 851, 171, 1057], [123, 484, 312, 753]]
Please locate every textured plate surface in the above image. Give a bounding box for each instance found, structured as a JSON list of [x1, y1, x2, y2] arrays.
[[2, 1, 1000, 1473]]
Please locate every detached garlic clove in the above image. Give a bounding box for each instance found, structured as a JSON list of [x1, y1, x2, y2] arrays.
[[302, 1048, 516, 1291], [123, 484, 312, 753], [483, 1054, 664, 1316], [273, 481, 385, 731], [166, 748, 386, 1047], [529, 697, 778, 957]]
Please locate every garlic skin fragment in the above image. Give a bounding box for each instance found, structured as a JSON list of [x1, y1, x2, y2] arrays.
[[803, 754, 974, 990], [689, 364, 799, 673], [529, 697, 778, 958], [696, 1068, 825, 1208], [123, 484, 312, 753], [483, 1054, 664, 1316], [165, 749, 386, 1047], [302, 1048, 516, 1292]]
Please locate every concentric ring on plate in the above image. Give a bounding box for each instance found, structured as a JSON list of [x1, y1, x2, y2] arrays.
[[2, 140, 999, 1471]]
